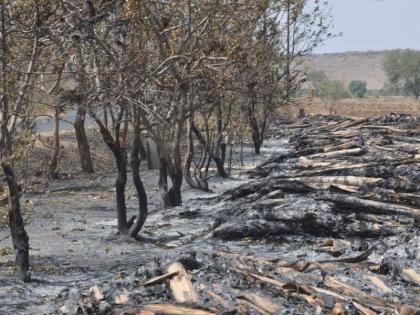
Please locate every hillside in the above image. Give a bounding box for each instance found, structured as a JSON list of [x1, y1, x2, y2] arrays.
[[305, 51, 389, 90]]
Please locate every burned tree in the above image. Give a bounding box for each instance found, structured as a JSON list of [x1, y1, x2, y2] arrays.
[[0, 0, 48, 281]]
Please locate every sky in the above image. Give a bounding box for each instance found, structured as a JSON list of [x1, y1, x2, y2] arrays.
[[316, 0, 420, 53]]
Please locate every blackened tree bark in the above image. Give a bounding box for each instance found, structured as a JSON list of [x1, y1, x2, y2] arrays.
[[159, 145, 183, 207], [191, 113, 228, 178], [74, 44, 94, 173], [184, 117, 209, 191], [50, 105, 61, 179], [91, 105, 147, 237], [74, 107, 94, 173], [213, 103, 228, 177], [246, 82, 264, 155], [128, 111, 148, 237], [92, 109, 129, 234], [1, 162, 30, 282], [0, 1, 39, 282]]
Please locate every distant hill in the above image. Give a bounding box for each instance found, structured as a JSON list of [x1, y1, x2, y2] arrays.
[[304, 51, 390, 90]]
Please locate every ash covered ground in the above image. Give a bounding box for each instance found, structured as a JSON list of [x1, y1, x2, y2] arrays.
[[0, 114, 419, 315]]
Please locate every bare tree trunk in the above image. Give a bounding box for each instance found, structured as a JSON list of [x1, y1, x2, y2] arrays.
[[74, 107, 94, 173], [92, 115, 129, 234], [212, 104, 228, 177], [50, 106, 60, 179], [246, 82, 262, 155], [115, 147, 128, 233], [160, 130, 183, 207], [1, 162, 30, 282], [184, 117, 209, 191], [128, 119, 148, 237]]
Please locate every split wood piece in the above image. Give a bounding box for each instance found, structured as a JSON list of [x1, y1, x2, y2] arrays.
[[323, 276, 393, 311], [330, 130, 361, 138], [396, 304, 419, 315], [331, 118, 369, 131], [295, 176, 381, 188], [364, 275, 392, 294], [237, 299, 270, 315], [143, 271, 179, 287], [166, 262, 198, 303], [330, 184, 359, 193], [352, 302, 377, 315], [198, 283, 231, 308], [89, 286, 104, 303], [121, 304, 215, 315], [324, 140, 360, 152], [231, 288, 281, 314], [362, 190, 420, 208], [402, 268, 420, 283], [248, 271, 393, 313], [288, 123, 311, 129], [331, 302, 345, 315], [359, 125, 407, 133], [309, 148, 365, 159], [247, 272, 337, 310], [298, 156, 331, 169], [321, 195, 420, 217], [390, 135, 420, 144], [257, 147, 324, 168], [115, 291, 130, 304]]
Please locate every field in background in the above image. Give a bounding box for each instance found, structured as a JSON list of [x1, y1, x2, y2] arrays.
[[281, 97, 420, 118]]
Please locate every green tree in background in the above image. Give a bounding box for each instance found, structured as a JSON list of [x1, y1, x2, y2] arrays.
[[383, 49, 420, 98], [307, 70, 348, 114], [349, 80, 367, 98]]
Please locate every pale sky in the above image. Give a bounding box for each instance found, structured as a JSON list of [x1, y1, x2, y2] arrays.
[[316, 0, 420, 53]]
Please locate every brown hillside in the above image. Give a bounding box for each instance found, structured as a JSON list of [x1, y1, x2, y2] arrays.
[[304, 51, 389, 90]]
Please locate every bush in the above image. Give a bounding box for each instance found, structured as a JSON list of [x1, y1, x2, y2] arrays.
[[349, 80, 367, 98], [383, 49, 420, 98]]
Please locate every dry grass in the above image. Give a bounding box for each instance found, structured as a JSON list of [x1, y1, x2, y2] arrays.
[[281, 97, 420, 118]]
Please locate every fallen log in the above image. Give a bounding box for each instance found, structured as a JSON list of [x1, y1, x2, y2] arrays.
[[324, 140, 360, 152], [323, 276, 393, 311], [288, 156, 420, 178], [359, 125, 407, 133], [362, 190, 420, 208], [320, 195, 420, 217], [309, 148, 365, 159], [121, 304, 215, 315], [295, 176, 381, 189], [331, 118, 369, 131]]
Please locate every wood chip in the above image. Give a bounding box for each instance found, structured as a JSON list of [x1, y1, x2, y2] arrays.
[[352, 302, 377, 315], [166, 262, 198, 303], [331, 302, 345, 315], [364, 275, 391, 294], [143, 271, 179, 287], [115, 293, 130, 304], [89, 286, 104, 303], [403, 268, 420, 283], [235, 291, 280, 314]]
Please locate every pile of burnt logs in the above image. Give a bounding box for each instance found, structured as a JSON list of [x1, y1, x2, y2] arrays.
[[213, 114, 420, 241]]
